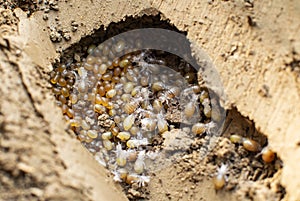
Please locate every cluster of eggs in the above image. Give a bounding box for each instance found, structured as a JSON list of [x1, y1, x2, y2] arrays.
[[50, 38, 217, 187]]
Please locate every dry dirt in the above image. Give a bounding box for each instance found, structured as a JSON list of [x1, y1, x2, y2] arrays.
[[0, 0, 300, 201]]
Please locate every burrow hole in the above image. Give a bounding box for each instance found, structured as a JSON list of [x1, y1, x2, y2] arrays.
[[49, 14, 285, 200]]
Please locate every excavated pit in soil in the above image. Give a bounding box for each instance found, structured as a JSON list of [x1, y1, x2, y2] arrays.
[[50, 14, 286, 201]]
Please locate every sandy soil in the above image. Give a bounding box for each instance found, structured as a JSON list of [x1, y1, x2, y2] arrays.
[[1, 0, 300, 201]]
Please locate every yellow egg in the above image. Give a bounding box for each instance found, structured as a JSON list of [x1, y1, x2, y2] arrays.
[[117, 132, 131, 141]]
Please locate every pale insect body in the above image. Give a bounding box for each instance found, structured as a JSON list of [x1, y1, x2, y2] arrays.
[[123, 113, 136, 131], [191, 121, 215, 135], [126, 138, 148, 148], [161, 86, 181, 100], [125, 173, 150, 187], [126, 173, 139, 185], [157, 112, 168, 134], [202, 98, 212, 118], [152, 99, 163, 113], [134, 150, 146, 174], [115, 143, 128, 167], [112, 170, 122, 182], [131, 86, 142, 97], [140, 87, 152, 99], [205, 121, 216, 135], [146, 150, 159, 160], [135, 175, 150, 187], [157, 85, 179, 105], [213, 163, 228, 190], [191, 123, 205, 135], [118, 168, 128, 180], [182, 86, 196, 97], [184, 94, 199, 118], [123, 97, 143, 114], [126, 149, 138, 162], [141, 117, 157, 131]]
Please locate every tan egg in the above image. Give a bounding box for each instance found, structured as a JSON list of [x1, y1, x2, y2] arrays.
[[61, 104, 68, 114], [131, 86, 141, 97], [242, 138, 261, 152], [105, 84, 114, 94], [106, 102, 114, 110], [103, 140, 113, 151], [66, 108, 75, 118], [87, 130, 98, 139], [61, 87, 69, 97], [115, 40, 125, 53], [191, 85, 201, 94], [123, 82, 135, 94], [261, 147, 276, 163], [69, 94, 78, 104], [69, 119, 80, 127], [50, 73, 60, 84], [58, 78, 67, 87], [119, 59, 130, 68], [99, 63, 108, 74], [152, 81, 165, 92], [112, 76, 120, 83], [98, 86, 106, 97], [113, 116, 121, 124], [52, 87, 61, 95], [102, 72, 112, 81], [108, 109, 117, 116], [184, 102, 196, 118], [99, 97, 109, 107], [59, 94, 67, 104], [117, 132, 131, 141], [229, 134, 243, 144], [81, 120, 90, 130], [94, 104, 107, 114], [85, 136, 94, 143], [129, 126, 139, 136], [101, 132, 113, 140]]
